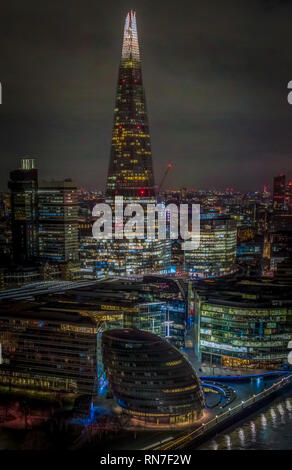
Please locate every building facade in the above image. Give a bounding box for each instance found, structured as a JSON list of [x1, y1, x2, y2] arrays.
[[184, 215, 237, 278], [94, 236, 171, 277], [38, 179, 79, 262], [94, 10, 171, 277], [8, 158, 39, 262], [0, 304, 98, 395], [106, 10, 155, 199], [102, 329, 204, 426], [195, 282, 292, 369], [273, 174, 286, 213]]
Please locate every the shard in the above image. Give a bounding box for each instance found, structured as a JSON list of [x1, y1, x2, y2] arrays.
[[106, 10, 155, 199]]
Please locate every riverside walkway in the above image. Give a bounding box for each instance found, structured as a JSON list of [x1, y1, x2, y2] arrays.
[[156, 373, 292, 450]]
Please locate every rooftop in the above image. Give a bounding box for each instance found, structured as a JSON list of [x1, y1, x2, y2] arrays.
[[0, 301, 97, 326], [102, 328, 164, 344]]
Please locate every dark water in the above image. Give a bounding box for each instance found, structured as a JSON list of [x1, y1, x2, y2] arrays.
[[198, 388, 292, 450]]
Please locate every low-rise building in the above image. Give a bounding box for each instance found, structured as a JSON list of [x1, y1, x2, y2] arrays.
[[194, 280, 292, 370]]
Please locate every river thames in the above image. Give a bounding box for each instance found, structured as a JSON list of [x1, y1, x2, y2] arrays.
[[198, 387, 292, 450]]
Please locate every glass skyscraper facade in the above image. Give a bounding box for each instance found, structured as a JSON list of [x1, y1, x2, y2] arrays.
[[184, 215, 237, 278], [38, 179, 79, 262], [94, 10, 171, 277], [8, 158, 39, 262], [106, 10, 155, 199]]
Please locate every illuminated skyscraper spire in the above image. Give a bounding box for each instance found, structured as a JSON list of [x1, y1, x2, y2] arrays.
[[122, 10, 140, 61], [106, 10, 155, 198]]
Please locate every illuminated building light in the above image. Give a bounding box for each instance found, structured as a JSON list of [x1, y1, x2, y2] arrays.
[[184, 214, 237, 278], [196, 282, 292, 370], [165, 360, 182, 367], [102, 329, 204, 427], [106, 10, 155, 199]]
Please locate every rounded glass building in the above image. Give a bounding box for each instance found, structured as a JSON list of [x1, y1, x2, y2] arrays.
[[102, 328, 204, 426], [195, 282, 292, 369]]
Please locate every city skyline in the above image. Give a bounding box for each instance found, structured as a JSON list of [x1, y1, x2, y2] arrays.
[[0, 0, 292, 192], [0, 5, 292, 454]]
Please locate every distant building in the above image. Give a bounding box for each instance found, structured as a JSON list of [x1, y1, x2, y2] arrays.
[[286, 177, 292, 213], [268, 212, 292, 273], [0, 269, 4, 290], [0, 219, 12, 263], [274, 259, 292, 284], [96, 237, 171, 277], [38, 179, 79, 263], [270, 229, 292, 272], [8, 158, 39, 262], [273, 174, 286, 212], [102, 329, 204, 426], [80, 235, 107, 280], [3, 265, 40, 287], [237, 238, 263, 277], [184, 215, 237, 278]]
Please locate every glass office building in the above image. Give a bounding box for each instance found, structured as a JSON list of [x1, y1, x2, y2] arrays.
[[185, 215, 237, 278], [95, 236, 171, 276], [0, 303, 99, 395], [106, 10, 155, 199], [195, 282, 292, 369], [8, 158, 39, 262], [38, 179, 79, 263], [102, 329, 204, 426], [94, 10, 171, 276]]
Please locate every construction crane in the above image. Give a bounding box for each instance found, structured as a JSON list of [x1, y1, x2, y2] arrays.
[[157, 163, 173, 195]]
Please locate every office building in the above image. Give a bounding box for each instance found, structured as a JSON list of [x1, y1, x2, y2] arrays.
[[194, 280, 292, 369], [8, 158, 38, 262], [273, 174, 286, 212], [184, 215, 237, 278], [38, 179, 79, 262], [102, 329, 204, 426], [106, 10, 155, 199], [95, 10, 171, 276], [0, 302, 99, 395]]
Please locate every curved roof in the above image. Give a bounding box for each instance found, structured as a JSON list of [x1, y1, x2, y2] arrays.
[[102, 328, 163, 344]]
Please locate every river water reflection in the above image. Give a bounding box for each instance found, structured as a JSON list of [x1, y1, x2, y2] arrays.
[[198, 388, 292, 450]]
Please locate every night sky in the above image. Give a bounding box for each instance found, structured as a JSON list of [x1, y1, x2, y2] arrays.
[[0, 0, 292, 192]]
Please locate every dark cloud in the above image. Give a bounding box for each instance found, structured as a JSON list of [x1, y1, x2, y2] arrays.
[[0, 0, 292, 191]]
